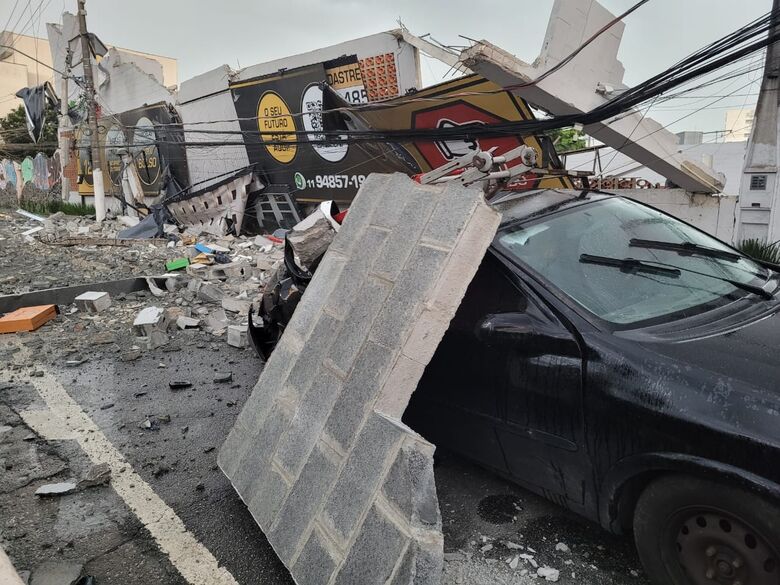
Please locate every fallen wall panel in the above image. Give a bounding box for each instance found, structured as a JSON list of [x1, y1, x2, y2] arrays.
[[219, 173, 500, 585]]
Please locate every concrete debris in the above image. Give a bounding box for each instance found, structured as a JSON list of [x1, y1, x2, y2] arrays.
[[537, 566, 561, 582], [226, 323, 248, 348], [555, 542, 570, 553], [29, 561, 83, 585], [213, 371, 233, 383], [222, 296, 251, 315], [34, 481, 78, 496], [176, 315, 201, 330], [197, 283, 223, 304], [286, 202, 340, 271], [77, 462, 111, 489], [169, 380, 193, 390], [133, 306, 169, 349], [74, 291, 111, 314], [132, 306, 167, 336], [219, 174, 500, 585], [204, 309, 229, 335], [145, 277, 167, 297]]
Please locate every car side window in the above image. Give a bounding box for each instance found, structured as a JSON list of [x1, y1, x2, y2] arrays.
[[450, 253, 528, 332]]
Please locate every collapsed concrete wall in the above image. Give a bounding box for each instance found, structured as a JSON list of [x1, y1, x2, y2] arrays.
[[178, 66, 251, 192], [219, 173, 500, 584]]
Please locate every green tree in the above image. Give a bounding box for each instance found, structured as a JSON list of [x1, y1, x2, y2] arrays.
[[549, 127, 587, 153], [0, 104, 59, 159]]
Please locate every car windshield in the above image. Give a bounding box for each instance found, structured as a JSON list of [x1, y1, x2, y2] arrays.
[[495, 197, 771, 326]]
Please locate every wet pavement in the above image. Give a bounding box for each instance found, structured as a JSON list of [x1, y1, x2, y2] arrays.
[[0, 210, 647, 585], [1, 318, 648, 584]]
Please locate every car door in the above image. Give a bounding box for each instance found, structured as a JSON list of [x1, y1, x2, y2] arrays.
[[484, 252, 591, 513], [410, 250, 591, 510], [408, 250, 535, 474]]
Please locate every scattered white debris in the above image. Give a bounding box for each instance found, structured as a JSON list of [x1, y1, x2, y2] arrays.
[[35, 481, 77, 496], [505, 541, 523, 550], [15, 208, 45, 222], [537, 566, 560, 582], [554, 542, 570, 553], [508, 555, 519, 570], [519, 553, 537, 568], [480, 544, 494, 553]]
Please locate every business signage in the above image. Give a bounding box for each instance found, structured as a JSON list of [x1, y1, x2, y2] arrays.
[[231, 68, 571, 204]]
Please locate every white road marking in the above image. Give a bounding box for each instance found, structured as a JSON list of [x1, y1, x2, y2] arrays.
[[5, 350, 240, 585]]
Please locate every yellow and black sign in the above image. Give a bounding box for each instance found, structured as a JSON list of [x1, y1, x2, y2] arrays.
[[75, 102, 189, 198], [257, 91, 297, 164]]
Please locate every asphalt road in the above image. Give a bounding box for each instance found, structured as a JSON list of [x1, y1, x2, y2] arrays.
[[0, 310, 648, 584]]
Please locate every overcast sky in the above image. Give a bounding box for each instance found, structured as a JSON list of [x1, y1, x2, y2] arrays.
[[1, 0, 772, 134]]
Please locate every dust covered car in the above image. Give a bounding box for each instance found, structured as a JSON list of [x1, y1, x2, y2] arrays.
[[406, 189, 780, 585]]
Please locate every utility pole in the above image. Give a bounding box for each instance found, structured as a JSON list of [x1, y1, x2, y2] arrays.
[[736, 0, 780, 242], [58, 47, 72, 203], [76, 0, 106, 221]]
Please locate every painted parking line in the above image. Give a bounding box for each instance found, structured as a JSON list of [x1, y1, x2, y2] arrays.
[[6, 348, 240, 585]]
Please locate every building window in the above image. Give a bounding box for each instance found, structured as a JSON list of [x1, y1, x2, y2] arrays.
[[750, 174, 768, 190]]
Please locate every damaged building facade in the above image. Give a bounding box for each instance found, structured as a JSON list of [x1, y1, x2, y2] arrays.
[[40, 16, 577, 236]]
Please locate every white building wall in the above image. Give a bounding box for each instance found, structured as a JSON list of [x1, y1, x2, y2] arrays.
[[235, 31, 421, 94], [622, 188, 737, 243], [178, 66, 250, 191]]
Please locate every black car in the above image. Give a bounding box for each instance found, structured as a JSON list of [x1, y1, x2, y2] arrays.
[[404, 189, 780, 585]]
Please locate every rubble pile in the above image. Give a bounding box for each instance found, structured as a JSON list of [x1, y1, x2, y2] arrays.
[[0, 209, 286, 356]]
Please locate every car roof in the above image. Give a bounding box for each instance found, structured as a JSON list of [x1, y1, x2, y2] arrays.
[[491, 189, 616, 227]]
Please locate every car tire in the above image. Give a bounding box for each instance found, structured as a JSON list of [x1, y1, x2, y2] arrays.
[[633, 475, 780, 585]]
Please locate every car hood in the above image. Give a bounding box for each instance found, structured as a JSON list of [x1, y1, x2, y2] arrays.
[[641, 309, 780, 391], [613, 297, 780, 391], [586, 299, 780, 447]]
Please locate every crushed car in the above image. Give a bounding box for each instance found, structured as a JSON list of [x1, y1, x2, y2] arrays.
[[250, 188, 780, 585]]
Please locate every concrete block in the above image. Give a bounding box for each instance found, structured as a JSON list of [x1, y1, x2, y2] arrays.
[[371, 191, 438, 282], [321, 412, 404, 544], [227, 324, 248, 348], [220, 174, 500, 585], [369, 244, 448, 349], [176, 315, 201, 330], [29, 561, 83, 585], [326, 275, 392, 374], [390, 539, 444, 585], [375, 355, 427, 421], [269, 443, 340, 563], [324, 340, 395, 451], [293, 528, 340, 585], [383, 439, 441, 529], [132, 306, 166, 337], [74, 291, 111, 313], [274, 367, 343, 478], [197, 283, 223, 304], [332, 504, 408, 585], [224, 403, 291, 495], [222, 296, 251, 315], [247, 464, 290, 528]]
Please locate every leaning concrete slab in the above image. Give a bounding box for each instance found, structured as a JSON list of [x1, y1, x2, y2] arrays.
[[219, 173, 500, 585]]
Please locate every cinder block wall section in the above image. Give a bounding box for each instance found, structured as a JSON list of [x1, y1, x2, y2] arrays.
[[219, 173, 500, 585]]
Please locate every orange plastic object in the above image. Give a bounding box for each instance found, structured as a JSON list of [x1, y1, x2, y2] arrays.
[[0, 305, 57, 333]]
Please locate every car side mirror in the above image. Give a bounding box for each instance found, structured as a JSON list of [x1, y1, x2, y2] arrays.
[[476, 312, 577, 356]]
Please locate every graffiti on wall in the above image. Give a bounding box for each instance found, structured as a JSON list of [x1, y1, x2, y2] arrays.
[[0, 152, 61, 192]]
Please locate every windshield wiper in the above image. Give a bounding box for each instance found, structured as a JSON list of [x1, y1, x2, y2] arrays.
[[579, 254, 681, 277], [585, 254, 775, 300], [629, 238, 741, 262]]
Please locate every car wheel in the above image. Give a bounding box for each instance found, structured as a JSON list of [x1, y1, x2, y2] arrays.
[[633, 475, 780, 585]]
